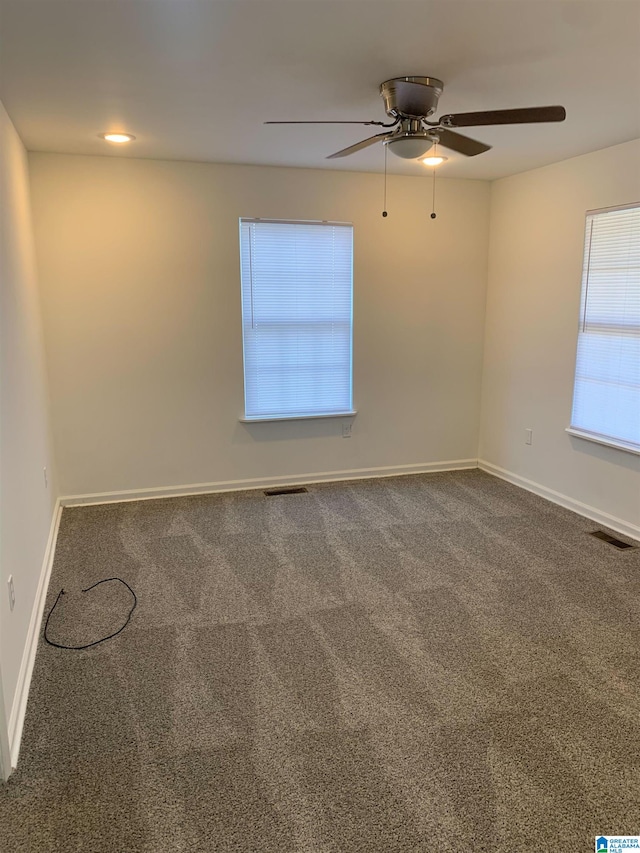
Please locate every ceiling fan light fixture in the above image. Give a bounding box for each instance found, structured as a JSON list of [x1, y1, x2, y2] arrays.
[[385, 136, 433, 160], [422, 154, 447, 167], [99, 132, 136, 144]]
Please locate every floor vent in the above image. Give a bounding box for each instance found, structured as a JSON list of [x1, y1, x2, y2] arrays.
[[590, 530, 635, 550], [264, 486, 309, 496]]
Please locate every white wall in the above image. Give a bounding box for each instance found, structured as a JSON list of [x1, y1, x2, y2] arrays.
[[28, 154, 490, 498], [480, 138, 640, 536], [0, 102, 58, 763]]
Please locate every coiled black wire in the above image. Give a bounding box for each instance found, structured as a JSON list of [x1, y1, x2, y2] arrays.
[[44, 578, 137, 650]]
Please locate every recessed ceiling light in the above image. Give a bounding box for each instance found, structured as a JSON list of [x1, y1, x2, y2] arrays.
[[99, 133, 136, 144], [422, 155, 448, 167]]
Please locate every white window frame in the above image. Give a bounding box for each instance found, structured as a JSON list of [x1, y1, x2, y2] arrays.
[[238, 218, 356, 422], [567, 201, 640, 456]]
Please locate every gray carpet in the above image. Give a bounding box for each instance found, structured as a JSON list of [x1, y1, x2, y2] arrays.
[[1, 470, 639, 852]]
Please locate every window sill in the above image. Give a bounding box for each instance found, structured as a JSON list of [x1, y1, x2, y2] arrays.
[[240, 411, 357, 424], [566, 427, 640, 457]]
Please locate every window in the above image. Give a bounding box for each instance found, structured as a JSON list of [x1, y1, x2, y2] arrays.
[[569, 202, 640, 454], [239, 219, 354, 421]]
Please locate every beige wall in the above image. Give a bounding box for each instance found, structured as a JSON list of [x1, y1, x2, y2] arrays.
[[480, 138, 640, 534], [0, 103, 57, 747], [28, 154, 490, 497]]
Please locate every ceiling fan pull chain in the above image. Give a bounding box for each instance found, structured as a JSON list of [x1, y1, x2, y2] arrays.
[[430, 142, 437, 219], [382, 144, 388, 217]]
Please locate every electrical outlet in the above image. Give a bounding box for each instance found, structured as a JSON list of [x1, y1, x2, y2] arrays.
[[43, 467, 48, 488], [342, 421, 352, 438], [7, 576, 15, 612], [525, 428, 533, 445]]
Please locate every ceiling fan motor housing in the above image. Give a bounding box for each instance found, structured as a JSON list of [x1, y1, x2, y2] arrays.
[[380, 76, 444, 119]]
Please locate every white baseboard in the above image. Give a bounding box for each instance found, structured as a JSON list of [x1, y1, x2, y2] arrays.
[[0, 666, 10, 781], [60, 459, 479, 507], [478, 459, 640, 542], [8, 499, 63, 768]]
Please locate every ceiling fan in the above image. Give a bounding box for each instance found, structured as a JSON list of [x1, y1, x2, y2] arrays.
[[265, 76, 566, 160]]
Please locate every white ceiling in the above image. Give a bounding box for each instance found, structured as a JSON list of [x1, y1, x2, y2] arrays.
[[1, 0, 639, 179]]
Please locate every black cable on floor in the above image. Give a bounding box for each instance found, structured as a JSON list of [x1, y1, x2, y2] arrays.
[[44, 578, 137, 650]]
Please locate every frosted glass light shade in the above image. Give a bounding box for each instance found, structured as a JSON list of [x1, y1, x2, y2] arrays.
[[386, 136, 433, 159]]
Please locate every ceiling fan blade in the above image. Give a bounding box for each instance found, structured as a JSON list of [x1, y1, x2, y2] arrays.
[[436, 129, 492, 157], [326, 132, 393, 159], [265, 120, 393, 127], [440, 105, 566, 128]]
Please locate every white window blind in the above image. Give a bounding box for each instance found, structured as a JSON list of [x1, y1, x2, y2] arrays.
[[570, 203, 640, 452], [239, 219, 354, 420]]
